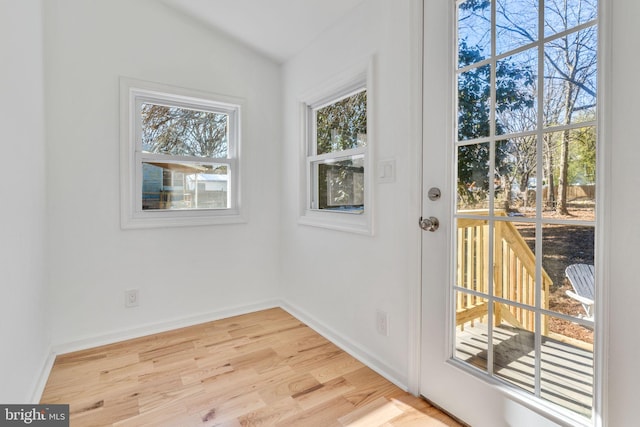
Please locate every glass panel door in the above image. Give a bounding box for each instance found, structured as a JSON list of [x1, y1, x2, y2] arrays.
[[453, 0, 598, 421]]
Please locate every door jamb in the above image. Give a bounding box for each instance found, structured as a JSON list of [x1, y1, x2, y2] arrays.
[[407, 0, 425, 395]]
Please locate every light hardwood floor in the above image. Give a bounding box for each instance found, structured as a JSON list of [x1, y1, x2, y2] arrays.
[[41, 308, 462, 426]]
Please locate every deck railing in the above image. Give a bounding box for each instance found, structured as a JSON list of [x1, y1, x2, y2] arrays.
[[456, 212, 552, 335]]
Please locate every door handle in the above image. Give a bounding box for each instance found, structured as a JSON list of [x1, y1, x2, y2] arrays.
[[419, 216, 439, 232]]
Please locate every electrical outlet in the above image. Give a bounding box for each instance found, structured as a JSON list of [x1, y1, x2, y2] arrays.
[[125, 289, 139, 308], [376, 310, 389, 336]]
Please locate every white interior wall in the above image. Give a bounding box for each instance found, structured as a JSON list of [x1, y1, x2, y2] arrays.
[[0, 0, 50, 403], [280, 0, 419, 386], [43, 0, 282, 348]]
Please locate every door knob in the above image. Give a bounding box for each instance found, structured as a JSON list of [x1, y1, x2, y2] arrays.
[[419, 216, 439, 232]]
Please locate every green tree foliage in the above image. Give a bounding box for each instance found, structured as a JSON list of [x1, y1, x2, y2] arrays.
[[313, 91, 367, 211], [141, 104, 228, 158], [568, 125, 596, 185], [459, 0, 491, 13], [457, 35, 534, 207], [458, 41, 535, 141], [457, 48, 490, 141], [315, 91, 367, 155]]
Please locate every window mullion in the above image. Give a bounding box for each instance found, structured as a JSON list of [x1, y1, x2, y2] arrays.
[[139, 152, 231, 164], [308, 147, 367, 163], [534, 0, 546, 400]]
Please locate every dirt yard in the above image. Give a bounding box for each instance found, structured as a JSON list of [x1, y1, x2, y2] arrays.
[[514, 206, 595, 344]]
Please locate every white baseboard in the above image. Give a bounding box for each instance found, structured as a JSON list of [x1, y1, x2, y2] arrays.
[[39, 299, 407, 403], [280, 300, 408, 391], [52, 299, 281, 355], [30, 347, 56, 403]]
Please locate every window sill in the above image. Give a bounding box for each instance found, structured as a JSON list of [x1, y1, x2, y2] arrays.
[[298, 209, 372, 235], [121, 209, 247, 229]]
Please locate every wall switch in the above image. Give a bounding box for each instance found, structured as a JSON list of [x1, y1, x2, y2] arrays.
[[377, 159, 396, 183], [376, 310, 389, 336], [125, 289, 139, 307]]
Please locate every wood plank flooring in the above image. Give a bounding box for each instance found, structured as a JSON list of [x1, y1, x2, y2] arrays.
[[41, 308, 462, 426]]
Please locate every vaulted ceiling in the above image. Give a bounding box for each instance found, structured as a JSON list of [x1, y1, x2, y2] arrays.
[[162, 0, 367, 63]]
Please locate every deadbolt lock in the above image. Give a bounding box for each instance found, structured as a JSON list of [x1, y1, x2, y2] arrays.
[[428, 187, 441, 201]]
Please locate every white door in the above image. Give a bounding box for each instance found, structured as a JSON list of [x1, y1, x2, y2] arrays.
[[419, 1, 601, 426]]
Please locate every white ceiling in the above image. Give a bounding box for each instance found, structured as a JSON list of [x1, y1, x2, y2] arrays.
[[162, 0, 367, 63]]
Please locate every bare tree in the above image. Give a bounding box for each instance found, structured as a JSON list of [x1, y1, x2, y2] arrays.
[[462, 0, 598, 215], [544, 0, 598, 214], [141, 104, 228, 158]]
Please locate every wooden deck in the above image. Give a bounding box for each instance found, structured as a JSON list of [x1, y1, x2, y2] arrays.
[[455, 322, 593, 418], [41, 308, 462, 426]]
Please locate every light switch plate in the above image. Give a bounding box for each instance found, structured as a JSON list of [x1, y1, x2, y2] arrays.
[[378, 159, 395, 183]]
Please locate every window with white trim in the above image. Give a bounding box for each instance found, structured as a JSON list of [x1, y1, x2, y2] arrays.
[[300, 67, 372, 234], [120, 78, 244, 228]]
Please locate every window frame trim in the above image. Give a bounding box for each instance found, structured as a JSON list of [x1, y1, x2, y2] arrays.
[[120, 77, 247, 229], [298, 59, 375, 235]]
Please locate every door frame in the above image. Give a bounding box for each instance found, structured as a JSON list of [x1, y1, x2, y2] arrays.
[[406, 0, 427, 397]]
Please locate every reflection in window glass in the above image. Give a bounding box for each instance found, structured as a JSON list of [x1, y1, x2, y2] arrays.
[[313, 156, 364, 213]]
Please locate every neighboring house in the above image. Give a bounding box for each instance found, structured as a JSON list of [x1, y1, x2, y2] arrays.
[[142, 163, 228, 210]]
